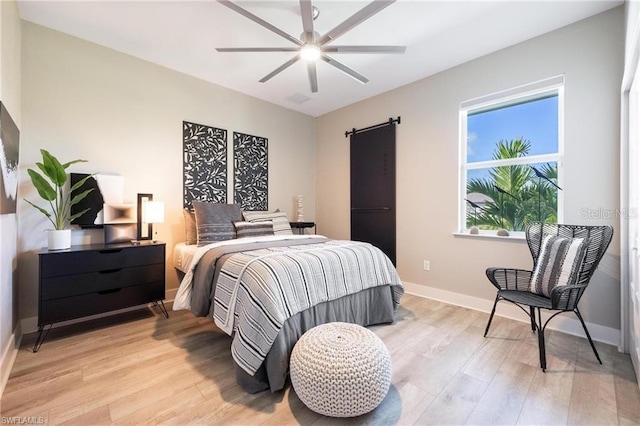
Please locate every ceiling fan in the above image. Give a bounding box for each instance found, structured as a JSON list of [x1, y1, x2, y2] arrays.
[[216, 0, 406, 93]]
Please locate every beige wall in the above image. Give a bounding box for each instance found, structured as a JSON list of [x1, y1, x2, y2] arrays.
[[18, 22, 316, 322], [317, 8, 624, 331], [0, 0, 21, 395], [11, 5, 626, 338]]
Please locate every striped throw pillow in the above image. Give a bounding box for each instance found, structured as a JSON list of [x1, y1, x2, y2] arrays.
[[234, 221, 274, 238], [242, 211, 293, 235], [529, 235, 590, 297]]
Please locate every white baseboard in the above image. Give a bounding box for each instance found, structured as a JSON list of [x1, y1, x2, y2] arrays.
[[1, 324, 23, 399], [21, 287, 179, 335], [403, 281, 621, 347]]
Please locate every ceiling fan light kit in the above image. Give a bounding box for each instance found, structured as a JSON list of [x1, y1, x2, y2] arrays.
[[216, 0, 406, 93], [300, 44, 322, 61]]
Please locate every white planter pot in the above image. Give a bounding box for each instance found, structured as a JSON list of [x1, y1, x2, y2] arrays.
[[48, 229, 71, 251]]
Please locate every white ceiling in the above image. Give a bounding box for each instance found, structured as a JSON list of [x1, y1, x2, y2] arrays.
[[17, 0, 623, 117]]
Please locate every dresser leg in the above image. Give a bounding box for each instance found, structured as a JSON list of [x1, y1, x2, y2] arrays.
[[32, 324, 52, 353], [154, 300, 169, 319]]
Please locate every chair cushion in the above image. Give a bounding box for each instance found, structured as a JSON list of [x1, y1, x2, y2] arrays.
[[529, 234, 590, 297]]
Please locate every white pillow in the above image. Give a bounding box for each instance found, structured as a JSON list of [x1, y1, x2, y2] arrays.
[[242, 210, 293, 235]]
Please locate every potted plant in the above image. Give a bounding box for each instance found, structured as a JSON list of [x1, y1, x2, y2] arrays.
[[25, 149, 94, 250]]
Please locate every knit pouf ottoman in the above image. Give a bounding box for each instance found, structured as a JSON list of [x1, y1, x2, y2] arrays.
[[289, 322, 392, 417]]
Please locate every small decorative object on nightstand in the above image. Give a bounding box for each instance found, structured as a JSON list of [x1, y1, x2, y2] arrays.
[[296, 195, 304, 221], [290, 221, 316, 235]]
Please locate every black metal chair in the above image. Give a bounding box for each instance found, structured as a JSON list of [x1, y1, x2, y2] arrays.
[[484, 222, 614, 371]]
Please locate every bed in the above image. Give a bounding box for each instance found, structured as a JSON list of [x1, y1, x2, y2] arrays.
[[173, 204, 403, 393]]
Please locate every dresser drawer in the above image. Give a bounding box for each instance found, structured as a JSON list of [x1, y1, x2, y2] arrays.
[[40, 245, 164, 278], [39, 281, 165, 325], [41, 264, 165, 300]]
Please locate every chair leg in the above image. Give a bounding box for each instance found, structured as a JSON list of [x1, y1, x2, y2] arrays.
[[574, 308, 602, 365], [529, 306, 536, 332], [535, 308, 547, 371], [484, 294, 500, 337]]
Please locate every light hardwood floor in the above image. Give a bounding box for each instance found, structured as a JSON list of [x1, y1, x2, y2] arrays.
[[2, 294, 640, 425]]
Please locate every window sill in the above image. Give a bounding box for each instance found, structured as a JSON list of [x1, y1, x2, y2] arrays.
[[453, 231, 526, 242]]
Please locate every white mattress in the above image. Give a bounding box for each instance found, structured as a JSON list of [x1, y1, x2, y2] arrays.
[[173, 242, 198, 273]]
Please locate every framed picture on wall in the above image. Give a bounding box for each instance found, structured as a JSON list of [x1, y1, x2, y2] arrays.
[[0, 101, 20, 215], [70, 173, 124, 227]]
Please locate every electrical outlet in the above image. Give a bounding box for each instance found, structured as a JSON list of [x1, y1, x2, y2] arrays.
[[423, 260, 430, 271]]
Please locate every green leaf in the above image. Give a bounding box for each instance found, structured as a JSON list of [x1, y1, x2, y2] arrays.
[[36, 162, 48, 176], [27, 169, 56, 201], [69, 174, 95, 193], [62, 159, 88, 169], [69, 207, 91, 223], [70, 188, 94, 207], [24, 199, 56, 228], [24, 199, 52, 218], [41, 149, 68, 186]]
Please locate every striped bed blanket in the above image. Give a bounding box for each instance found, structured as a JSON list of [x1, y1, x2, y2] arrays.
[[213, 239, 403, 376]]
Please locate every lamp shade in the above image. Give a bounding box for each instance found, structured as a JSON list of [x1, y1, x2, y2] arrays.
[[143, 201, 165, 224]]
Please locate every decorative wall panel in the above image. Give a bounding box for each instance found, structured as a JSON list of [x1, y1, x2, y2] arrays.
[[233, 132, 268, 211], [183, 121, 227, 209]]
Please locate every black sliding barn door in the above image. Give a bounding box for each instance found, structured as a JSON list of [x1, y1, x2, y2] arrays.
[[350, 123, 396, 265]]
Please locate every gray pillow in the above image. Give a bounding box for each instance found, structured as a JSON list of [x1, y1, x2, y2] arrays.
[[193, 202, 243, 245]]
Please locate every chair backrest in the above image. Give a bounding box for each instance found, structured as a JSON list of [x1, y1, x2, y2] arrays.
[[526, 222, 614, 287]]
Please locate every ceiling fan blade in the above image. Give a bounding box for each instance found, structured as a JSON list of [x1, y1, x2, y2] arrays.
[[217, 47, 300, 52], [323, 45, 406, 54], [300, 0, 315, 41], [307, 61, 318, 93], [321, 54, 368, 84], [317, 0, 395, 46], [259, 56, 301, 83], [218, 0, 302, 47]]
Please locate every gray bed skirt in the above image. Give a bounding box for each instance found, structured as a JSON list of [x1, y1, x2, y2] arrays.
[[235, 284, 397, 393]]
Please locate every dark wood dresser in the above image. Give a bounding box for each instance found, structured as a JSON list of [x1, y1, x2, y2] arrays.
[[35, 241, 167, 351]]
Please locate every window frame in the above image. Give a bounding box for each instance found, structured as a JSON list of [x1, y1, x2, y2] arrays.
[[458, 76, 565, 235]]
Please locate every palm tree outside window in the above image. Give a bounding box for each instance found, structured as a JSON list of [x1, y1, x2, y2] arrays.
[[459, 76, 564, 234]]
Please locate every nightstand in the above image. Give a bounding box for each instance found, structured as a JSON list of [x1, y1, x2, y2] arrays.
[[34, 241, 167, 352], [290, 221, 316, 235]]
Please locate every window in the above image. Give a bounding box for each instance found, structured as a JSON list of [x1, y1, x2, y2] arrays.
[[459, 76, 564, 234]]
